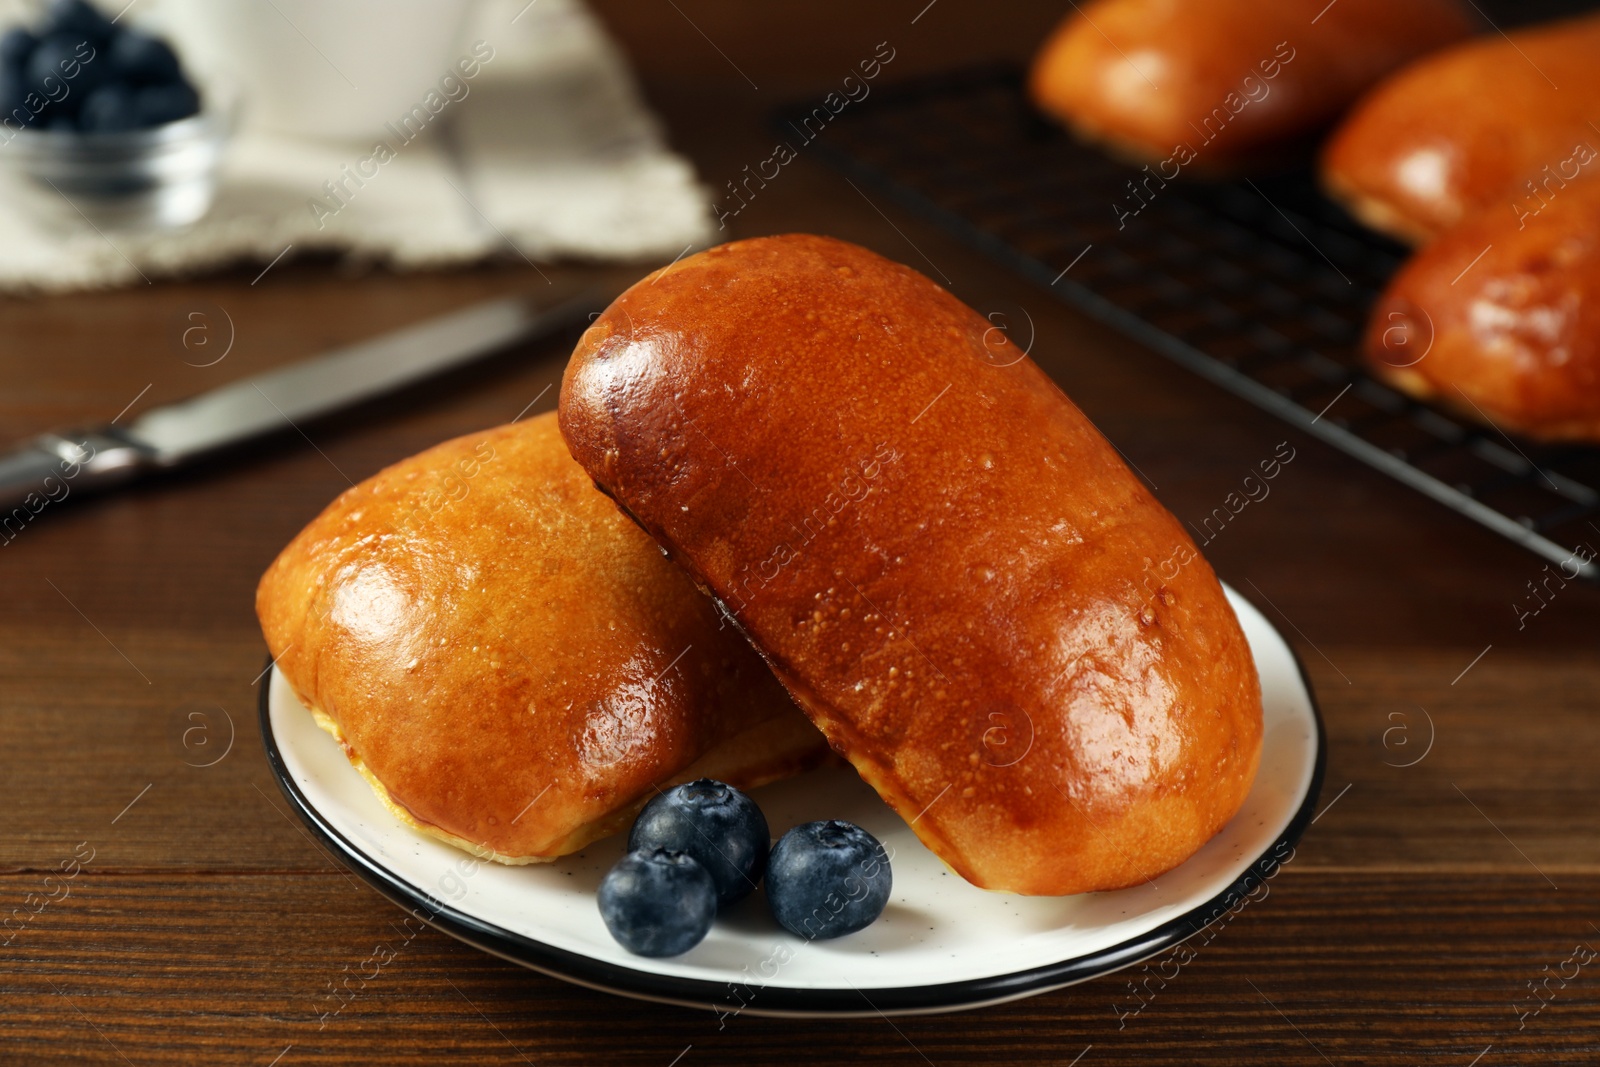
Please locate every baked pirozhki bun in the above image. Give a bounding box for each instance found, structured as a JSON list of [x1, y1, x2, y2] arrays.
[[558, 235, 1264, 896], [1028, 0, 1475, 171], [1364, 181, 1600, 443], [256, 413, 828, 863], [1324, 14, 1600, 245]]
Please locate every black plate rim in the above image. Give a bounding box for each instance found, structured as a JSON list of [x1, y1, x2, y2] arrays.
[[258, 627, 1326, 1017]]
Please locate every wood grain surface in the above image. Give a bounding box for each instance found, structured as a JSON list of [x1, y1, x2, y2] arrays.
[[3, 1, 1598, 1063]]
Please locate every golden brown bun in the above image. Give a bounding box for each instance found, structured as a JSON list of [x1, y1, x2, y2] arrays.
[[1324, 14, 1600, 244], [558, 235, 1263, 896], [256, 413, 828, 863], [1365, 181, 1600, 443], [1029, 0, 1475, 169]]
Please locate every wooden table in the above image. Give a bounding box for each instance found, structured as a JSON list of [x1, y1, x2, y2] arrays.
[[4, 1, 1598, 1063]]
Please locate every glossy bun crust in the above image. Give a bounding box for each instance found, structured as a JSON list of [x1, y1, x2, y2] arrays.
[[1324, 14, 1600, 244], [256, 413, 827, 863], [1365, 181, 1600, 443], [559, 235, 1263, 895], [1029, 0, 1475, 169]]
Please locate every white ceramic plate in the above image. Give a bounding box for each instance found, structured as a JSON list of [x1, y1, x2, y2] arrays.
[[261, 585, 1323, 1017]]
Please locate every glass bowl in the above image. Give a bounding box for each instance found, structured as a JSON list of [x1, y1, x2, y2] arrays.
[[4, 91, 234, 231]]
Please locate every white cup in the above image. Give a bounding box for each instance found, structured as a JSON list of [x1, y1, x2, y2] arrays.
[[153, 0, 478, 142]]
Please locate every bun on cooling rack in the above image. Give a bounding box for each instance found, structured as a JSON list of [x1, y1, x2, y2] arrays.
[[1365, 181, 1600, 443], [1324, 14, 1600, 244], [1029, 0, 1475, 170]]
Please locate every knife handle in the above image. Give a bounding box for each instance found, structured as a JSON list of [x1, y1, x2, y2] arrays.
[[0, 428, 153, 516]]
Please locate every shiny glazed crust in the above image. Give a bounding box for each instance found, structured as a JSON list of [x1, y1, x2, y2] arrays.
[[1323, 14, 1600, 244], [256, 414, 828, 863], [558, 235, 1264, 895], [1028, 0, 1475, 169], [1364, 181, 1600, 443]]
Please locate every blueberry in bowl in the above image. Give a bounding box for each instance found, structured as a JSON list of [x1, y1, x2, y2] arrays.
[[766, 820, 893, 940], [107, 30, 182, 88], [598, 848, 718, 958], [629, 779, 770, 907], [1, 0, 229, 229]]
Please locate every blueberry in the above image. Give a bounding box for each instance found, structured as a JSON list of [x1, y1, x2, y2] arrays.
[[37, 0, 113, 45], [766, 820, 892, 940], [0, 69, 23, 114], [133, 80, 197, 127], [1, 92, 41, 131], [597, 848, 717, 957], [629, 779, 769, 907], [108, 31, 179, 86], [78, 83, 137, 131], [25, 32, 101, 116], [1, 27, 36, 74]]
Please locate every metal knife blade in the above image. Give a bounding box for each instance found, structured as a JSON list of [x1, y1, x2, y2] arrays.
[[129, 290, 596, 463], [0, 287, 603, 513]]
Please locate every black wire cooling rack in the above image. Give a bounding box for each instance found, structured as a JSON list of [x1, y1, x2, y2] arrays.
[[776, 64, 1600, 580]]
